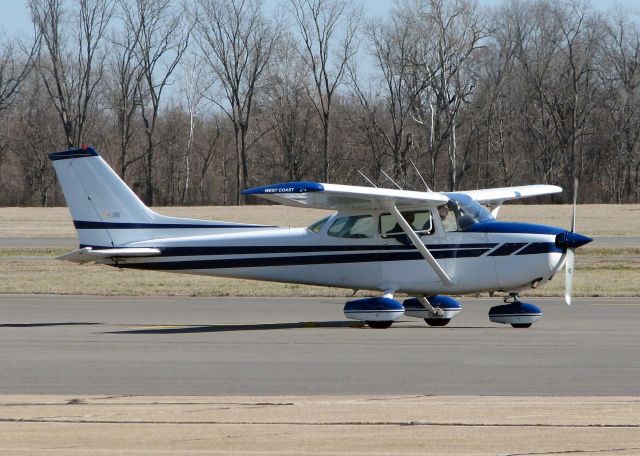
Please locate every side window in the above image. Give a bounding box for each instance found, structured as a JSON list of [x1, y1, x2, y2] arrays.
[[328, 215, 374, 238], [380, 210, 434, 237], [437, 205, 459, 232]]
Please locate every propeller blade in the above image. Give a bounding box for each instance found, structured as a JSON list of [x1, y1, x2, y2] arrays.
[[571, 177, 578, 233], [565, 248, 575, 306]]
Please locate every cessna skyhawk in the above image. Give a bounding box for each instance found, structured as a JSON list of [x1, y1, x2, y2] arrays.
[[49, 146, 591, 329]]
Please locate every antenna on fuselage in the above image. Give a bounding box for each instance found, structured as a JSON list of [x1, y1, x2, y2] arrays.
[[380, 169, 403, 190], [357, 169, 378, 188], [409, 158, 432, 192]]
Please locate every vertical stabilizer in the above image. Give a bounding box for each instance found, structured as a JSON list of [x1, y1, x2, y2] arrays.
[[49, 147, 155, 247], [49, 147, 273, 247]]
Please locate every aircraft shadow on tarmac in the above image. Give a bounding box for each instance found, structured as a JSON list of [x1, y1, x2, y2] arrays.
[[104, 321, 364, 334], [0, 322, 100, 328], [105, 321, 493, 334], [106, 321, 364, 334]]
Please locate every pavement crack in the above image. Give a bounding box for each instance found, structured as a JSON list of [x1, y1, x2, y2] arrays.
[[0, 418, 638, 428], [505, 447, 640, 455]]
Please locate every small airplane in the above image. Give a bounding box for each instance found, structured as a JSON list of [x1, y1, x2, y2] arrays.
[[49, 146, 592, 329]]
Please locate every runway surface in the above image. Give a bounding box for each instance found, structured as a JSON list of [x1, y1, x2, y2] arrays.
[[1, 294, 638, 396]]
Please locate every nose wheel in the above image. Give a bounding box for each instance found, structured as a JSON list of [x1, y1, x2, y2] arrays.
[[489, 293, 542, 328]]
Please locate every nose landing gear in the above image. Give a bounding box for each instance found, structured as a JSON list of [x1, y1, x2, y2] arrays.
[[488, 293, 542, 328]]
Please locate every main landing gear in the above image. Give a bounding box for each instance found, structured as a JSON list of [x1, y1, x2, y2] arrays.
[[343, 295, 463, 329], [488, 293, 543, 328], [343, 296, 404, 329], [403, 296, 462, 327]]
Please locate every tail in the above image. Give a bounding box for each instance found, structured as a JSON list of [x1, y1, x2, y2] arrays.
[[49, 147, 270, 247]]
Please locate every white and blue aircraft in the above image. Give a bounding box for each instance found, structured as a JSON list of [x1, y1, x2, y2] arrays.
[[49, 146, 592, 329]]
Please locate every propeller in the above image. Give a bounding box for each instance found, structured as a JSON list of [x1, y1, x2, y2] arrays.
[[564, 178, 578, 306]]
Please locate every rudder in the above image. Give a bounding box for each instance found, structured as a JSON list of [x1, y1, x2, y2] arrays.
[[50, 147, 156, 247]]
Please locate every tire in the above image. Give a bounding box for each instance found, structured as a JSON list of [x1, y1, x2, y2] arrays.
[[424, 318, 451, 327], [511, 323, 532, 328], [366, 320, 393, 329]]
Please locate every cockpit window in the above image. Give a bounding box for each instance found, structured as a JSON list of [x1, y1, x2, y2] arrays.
[[307, 215, 331, 233], [439, 193, 494, 232], [328, 215, 374, 238], [380, 210, 434, 237]]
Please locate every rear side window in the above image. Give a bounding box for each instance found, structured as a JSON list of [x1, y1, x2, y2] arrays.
[[328, 215, 374, 238]]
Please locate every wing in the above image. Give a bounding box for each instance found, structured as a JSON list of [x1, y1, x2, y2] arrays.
[[451, 185, 563, 218], [453, 185, 563, 204], [242, 182, 449, 210]]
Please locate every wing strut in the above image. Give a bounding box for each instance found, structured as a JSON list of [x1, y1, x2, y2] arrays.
[[384, 203, 453, 286]]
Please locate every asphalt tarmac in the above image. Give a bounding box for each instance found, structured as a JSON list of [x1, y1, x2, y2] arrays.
[[0, 294, 638, 396]]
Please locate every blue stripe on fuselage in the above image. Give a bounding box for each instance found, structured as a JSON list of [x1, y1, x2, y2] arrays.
[[466, 221, 566, 236], [81, 243, 499, 255], [74, 220, 273, 229], [111, 242, 558, 271]]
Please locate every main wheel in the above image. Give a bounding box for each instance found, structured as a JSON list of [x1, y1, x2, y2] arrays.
[[511, 323, 532, 328], [424, 318, 451, 327], [366, 320, 393, 329]]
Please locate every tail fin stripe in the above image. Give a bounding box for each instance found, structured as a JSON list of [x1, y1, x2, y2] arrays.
[[49, 148, 99, 161]]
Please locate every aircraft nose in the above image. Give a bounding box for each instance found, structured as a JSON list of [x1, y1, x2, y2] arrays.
[[555, 231, 593, 250]]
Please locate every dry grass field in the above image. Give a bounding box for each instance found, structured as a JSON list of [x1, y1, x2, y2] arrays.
[[0, 205, 639, 297], [2, 204, 640, 237]]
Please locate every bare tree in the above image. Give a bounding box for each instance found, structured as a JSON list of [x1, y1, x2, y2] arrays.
[[106, 0, 145, 180], [0, 32, 39, 113], [289, 0, 360, 182], [179, 51, 212, 204], [194, 0, 278, 204], [600, 7, 640, 202], [265, 33, 317, 181], [350, 10, 430, 184], [410, 0, 485, 191], [0, 30, 40, 165], [122, 0, 190, 205], [516, 0, 602, 195], [30, 0, 114, 148]]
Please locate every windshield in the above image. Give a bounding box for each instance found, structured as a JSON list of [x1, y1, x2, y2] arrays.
[[307, 215, 331, 233], [441, 193, 494, 231]]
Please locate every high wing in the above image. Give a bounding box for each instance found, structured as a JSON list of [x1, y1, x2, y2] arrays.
[[450, 184, 563, 217], [452, 185, 563, 204], [243, 182, 561, 211], [242, 182, 449, 210]]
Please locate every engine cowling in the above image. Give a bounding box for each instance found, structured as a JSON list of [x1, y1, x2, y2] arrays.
[[343, 297, 404, 322]]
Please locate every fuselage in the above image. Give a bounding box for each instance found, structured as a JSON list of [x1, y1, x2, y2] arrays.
[[107, 212, 570, 296]]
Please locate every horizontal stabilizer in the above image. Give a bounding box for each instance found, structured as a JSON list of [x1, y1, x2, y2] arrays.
[[59, 247, 161, 264]]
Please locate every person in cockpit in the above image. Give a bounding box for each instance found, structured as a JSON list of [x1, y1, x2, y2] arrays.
[[386, 211, 415, 245]]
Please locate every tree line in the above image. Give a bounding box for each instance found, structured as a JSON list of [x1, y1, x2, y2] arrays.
[[1, 0, 639, 207]]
